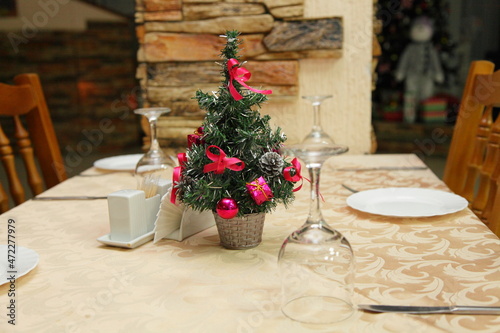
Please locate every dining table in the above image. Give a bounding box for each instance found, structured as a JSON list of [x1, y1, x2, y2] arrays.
[[0, 153, 499, 333]]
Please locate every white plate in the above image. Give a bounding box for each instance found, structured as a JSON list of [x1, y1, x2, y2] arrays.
[[93, 154, 143, 171], [346, 187, 468, 217], [0, 245, 40, 285]]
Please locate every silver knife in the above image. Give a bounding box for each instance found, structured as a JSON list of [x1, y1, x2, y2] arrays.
[[336, 166, 428, 171], [358, 304, 500, 315], [32, 196, 108, 200], [77, 172, 134, 177]]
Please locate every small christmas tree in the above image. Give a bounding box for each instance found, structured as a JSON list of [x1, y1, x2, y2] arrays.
[[173, 31, 298, 219]]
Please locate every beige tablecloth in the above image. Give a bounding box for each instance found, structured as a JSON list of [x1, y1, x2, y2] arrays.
[[0, 154, 499, 332]]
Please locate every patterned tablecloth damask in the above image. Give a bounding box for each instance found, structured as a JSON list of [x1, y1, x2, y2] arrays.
[[0, 154, 498, 333]]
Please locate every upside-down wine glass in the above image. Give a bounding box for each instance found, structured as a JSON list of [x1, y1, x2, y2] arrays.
[[301, 95, 336, 145], [134, 107, 174, 184], [278, 142, 355, 324]]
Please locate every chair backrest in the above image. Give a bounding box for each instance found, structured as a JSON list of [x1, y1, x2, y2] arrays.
[[0, 73, 67, 212], [443, 60, 500, 236]]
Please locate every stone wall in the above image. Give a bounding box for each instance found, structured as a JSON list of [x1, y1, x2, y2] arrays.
[[0, 21, 139, 157], [135, 0, 344, 148]]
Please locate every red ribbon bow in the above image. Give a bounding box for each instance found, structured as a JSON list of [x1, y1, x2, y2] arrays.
[[283, 158, 324, 200], [171, 153, 187, 204], [283, 158, 307, 192], [203, 145, 245, 174], [227, 58, 272, 101]]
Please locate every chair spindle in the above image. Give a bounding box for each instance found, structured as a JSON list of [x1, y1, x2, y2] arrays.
[[0, 123, 26, 205], [13, 116, 44, 195]]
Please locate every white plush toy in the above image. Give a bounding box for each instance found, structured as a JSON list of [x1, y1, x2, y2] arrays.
[[395, 16, 444, 122]]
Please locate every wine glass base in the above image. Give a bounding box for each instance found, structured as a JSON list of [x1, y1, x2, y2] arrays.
[[282, 295, 354, 324]]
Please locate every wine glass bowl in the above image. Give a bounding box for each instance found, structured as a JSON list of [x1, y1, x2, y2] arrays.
[[278, 142, 355, 324], [134, 107, 174, 181], [278, 224, 355, 324]]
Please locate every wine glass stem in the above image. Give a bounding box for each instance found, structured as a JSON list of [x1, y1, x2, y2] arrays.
[[306, 165, 324, 225], [149, 117, 160, 151], [312, 103, 322, 133]]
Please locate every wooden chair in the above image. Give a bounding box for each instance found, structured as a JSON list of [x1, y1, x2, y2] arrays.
[[0, 73, 67, 212], [443, 60, 500, 236]]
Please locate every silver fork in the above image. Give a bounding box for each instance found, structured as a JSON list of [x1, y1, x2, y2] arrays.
[[342, 184, 359, 193]]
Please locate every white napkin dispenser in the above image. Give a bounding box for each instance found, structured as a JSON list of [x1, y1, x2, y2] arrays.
[[107, 189, 161, 242]]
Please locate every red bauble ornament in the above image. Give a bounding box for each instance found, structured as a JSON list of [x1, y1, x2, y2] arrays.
[[216, 197, 239, 219]]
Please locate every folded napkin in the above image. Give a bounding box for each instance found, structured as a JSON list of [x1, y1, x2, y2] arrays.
[[153, 187, 215, 242]]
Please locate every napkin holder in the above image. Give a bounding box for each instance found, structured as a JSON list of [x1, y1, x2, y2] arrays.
[[98, 181, 213, 248], [153, 187, 215, 243]]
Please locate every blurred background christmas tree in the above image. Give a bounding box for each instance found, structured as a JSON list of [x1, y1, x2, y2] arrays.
[[373, 0, 500, 124]]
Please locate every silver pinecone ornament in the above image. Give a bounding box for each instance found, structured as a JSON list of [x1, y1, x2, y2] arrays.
[[259, 152, 284, 176]]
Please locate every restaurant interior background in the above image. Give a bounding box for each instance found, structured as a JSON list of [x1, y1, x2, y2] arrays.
[[0, 0, 499, 187]]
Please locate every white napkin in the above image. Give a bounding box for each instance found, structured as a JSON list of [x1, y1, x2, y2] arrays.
[[153, 187, 215, 242]]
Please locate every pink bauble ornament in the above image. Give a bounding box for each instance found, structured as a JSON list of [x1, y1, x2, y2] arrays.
[[216, 198, 239, 219]]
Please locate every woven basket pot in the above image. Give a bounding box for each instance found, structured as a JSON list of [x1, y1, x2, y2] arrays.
[[213, 213, 266, 250]]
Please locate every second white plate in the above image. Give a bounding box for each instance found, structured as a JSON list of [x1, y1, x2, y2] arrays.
[[346, 187, 468, 217], [93, 154, 143, 171], [0, 245, 40, 285]]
